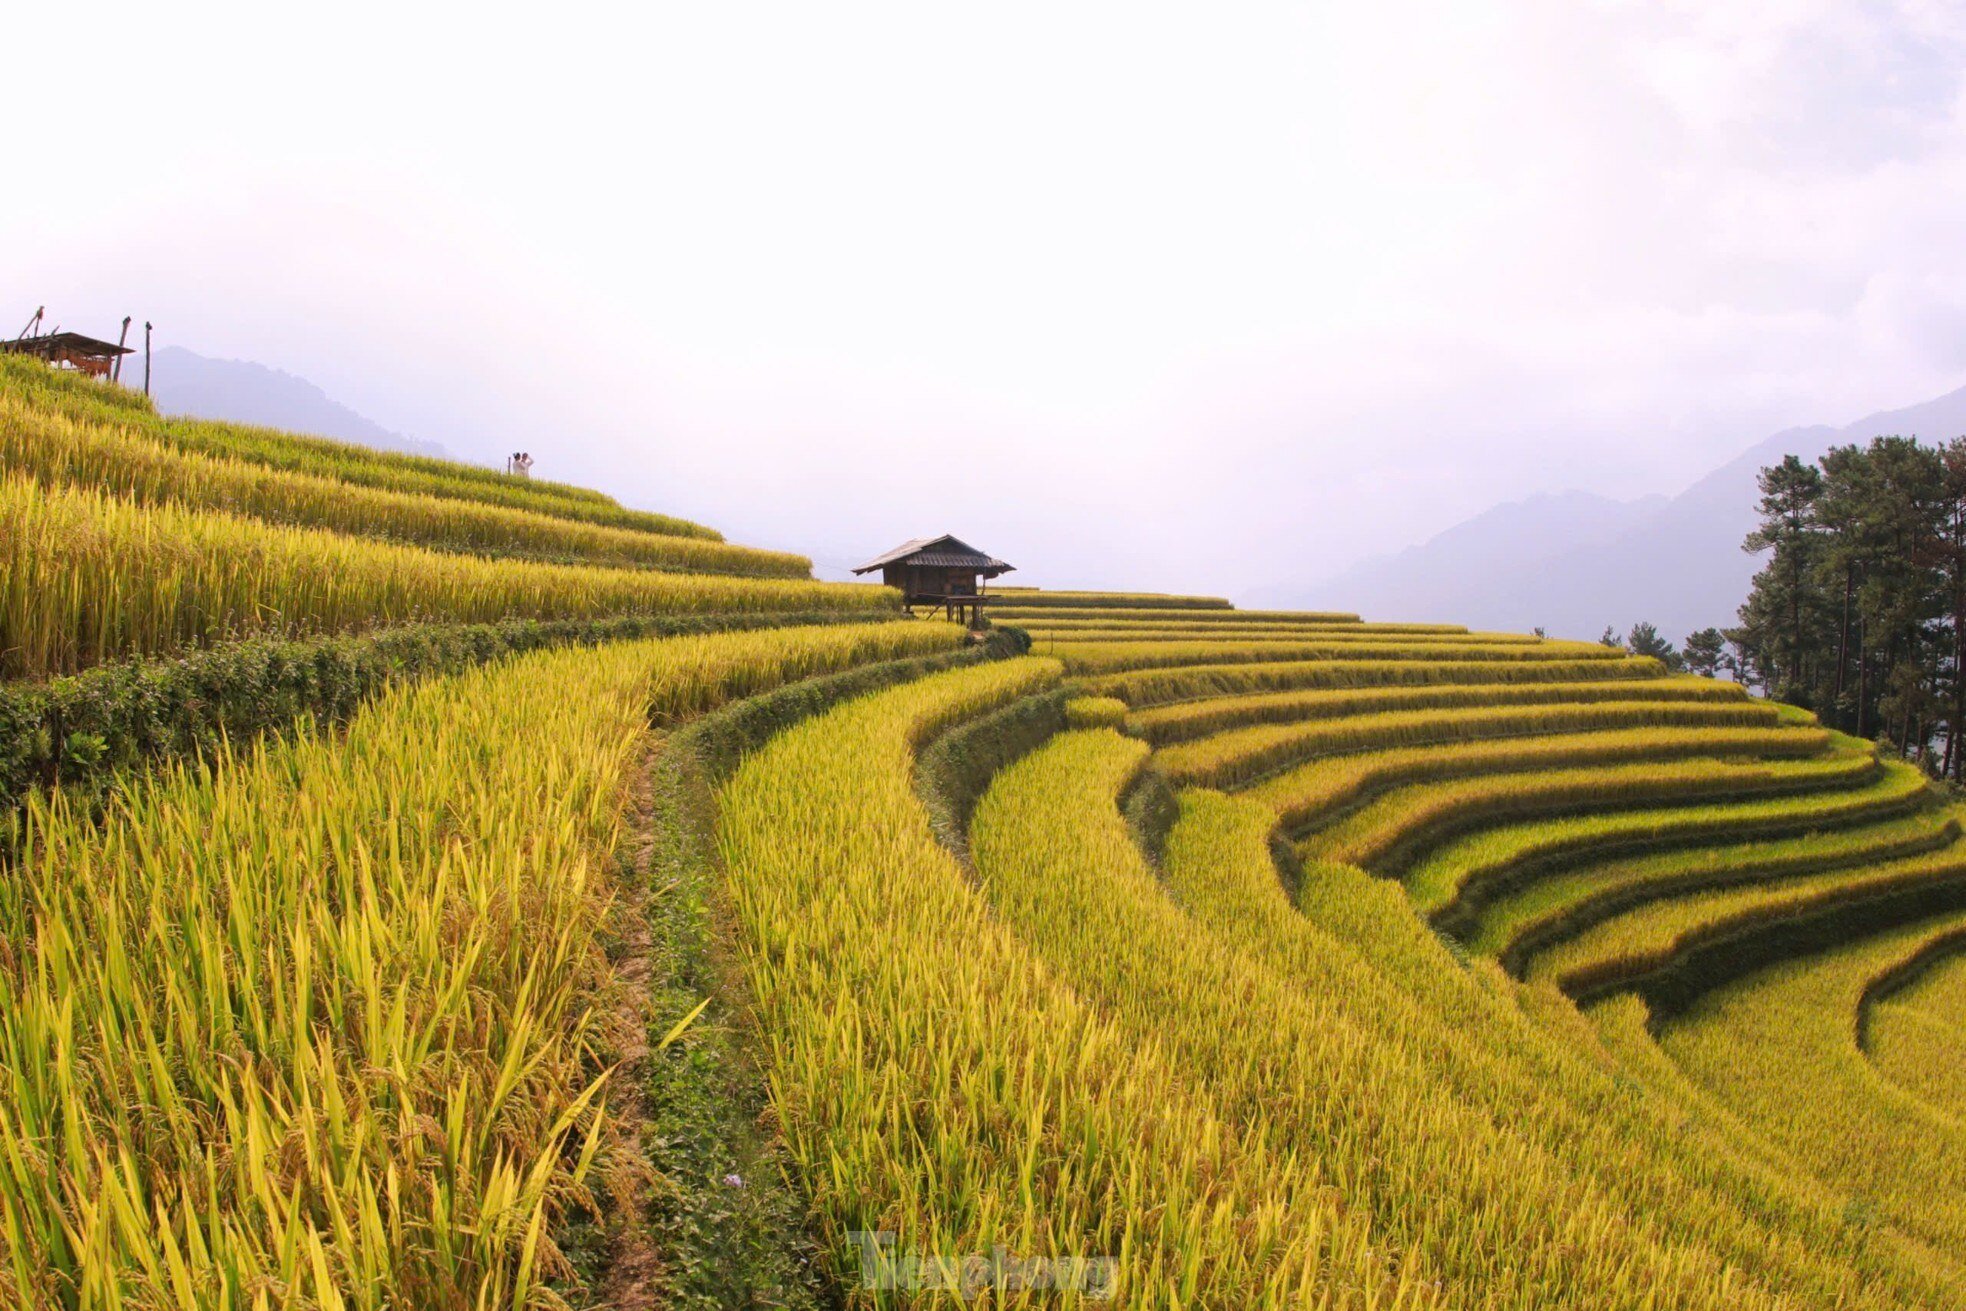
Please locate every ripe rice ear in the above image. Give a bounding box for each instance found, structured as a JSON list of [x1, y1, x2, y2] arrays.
[[1404, 759, 1933, 926], [1054, 637, 1619, 675], [1131, 676, 1750, 745], [715, 660, 1417, 1307], [0, 394, 810, 577], [0, 618, 962, 1304], [1155, 699, 1786, 790], [0, 472, 893, 677], [1087, 655, 1672, 706]]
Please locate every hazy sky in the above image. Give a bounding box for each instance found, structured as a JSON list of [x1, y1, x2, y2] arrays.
[[11, 2, 1966, 596]]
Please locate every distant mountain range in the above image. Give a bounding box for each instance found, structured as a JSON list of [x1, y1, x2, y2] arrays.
[[1258, 383, 1966, 643], [145, 346, 450, 460]]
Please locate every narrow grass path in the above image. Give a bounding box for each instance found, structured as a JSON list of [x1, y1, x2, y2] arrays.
[[0, 620, 954, 1308]]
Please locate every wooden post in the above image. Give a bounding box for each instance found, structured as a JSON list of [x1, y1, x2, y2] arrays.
[[113, 316, 130, 383], [143, 322, 152, 397]]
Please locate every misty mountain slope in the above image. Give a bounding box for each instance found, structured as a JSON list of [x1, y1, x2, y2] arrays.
[[144, 346, 451, 459], [1257, 490, 1665, 632], [1289, 383, 1966, 642]]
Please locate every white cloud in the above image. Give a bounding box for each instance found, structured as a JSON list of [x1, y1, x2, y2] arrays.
[[7, 1, 1966, 596]]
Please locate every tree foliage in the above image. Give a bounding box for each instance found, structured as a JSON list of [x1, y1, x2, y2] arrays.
[[1598, 622, 1687, 672], [1682, 628, 1730, 679], [1731, 436, 1966, 778]]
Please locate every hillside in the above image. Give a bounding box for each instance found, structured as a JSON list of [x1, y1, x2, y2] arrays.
[[3, 360, 1965, 1308], [145, 345, 454, 459], [1291, 381, 1966, 640]]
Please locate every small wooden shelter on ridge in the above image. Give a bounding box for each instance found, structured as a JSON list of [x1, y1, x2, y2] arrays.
[[853, 533, 1014, 625], [1, 331, 133, 379]]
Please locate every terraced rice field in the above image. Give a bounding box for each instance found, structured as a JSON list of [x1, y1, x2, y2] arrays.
[[12, 356, 1966, 1307], [1868, 938, 1966, 1121], [0, 354, 950, 1306], [0, 620, 956, 1305], [812, 592, 1966, 1306]]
